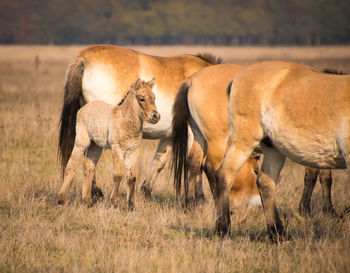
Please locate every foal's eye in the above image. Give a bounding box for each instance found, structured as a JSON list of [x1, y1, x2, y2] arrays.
[[138, 98, 145, 102]]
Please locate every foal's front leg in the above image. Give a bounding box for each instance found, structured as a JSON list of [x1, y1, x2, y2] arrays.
[[124, 146, 140, 211], [110, 146, 123, 208]]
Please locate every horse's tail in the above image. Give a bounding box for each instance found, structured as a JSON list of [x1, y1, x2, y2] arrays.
[[58, 57, 86, 177], [171, 81, 191, 200]]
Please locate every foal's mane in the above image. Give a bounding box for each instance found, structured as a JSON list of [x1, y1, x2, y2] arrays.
[[118, 90, 131, 106], [195, 53, 223, 65]]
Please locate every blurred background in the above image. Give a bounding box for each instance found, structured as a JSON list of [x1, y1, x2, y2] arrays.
[[1, 0, 350, 45]]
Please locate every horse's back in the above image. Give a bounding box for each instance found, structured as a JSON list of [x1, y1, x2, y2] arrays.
[[231, 61, 350, 169]]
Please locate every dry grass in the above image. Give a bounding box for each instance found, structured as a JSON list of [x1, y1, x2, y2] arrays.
[[0, 45, 349, 273]]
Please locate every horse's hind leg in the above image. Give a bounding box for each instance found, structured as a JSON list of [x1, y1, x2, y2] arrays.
[[186, 137, 206, 205], [82, 143, 102, 206], [258, 146, 286, 242], [140, 138, 171, 197], [319, 169, 336, 215], [299, 167, 319, 215]]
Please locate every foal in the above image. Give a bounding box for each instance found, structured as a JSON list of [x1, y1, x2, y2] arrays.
[[57, 78, 160, 209]]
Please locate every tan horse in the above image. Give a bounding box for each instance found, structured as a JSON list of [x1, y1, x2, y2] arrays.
[[172, 64, 261, 206], [217, 60, 350, 240], [58, 79, 160, 210], [59, 45, 222, 200]]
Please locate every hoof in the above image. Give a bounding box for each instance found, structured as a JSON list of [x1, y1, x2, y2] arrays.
[[195, 194, 207, 204], [268, 224, 286, 243], [128, 204, 135, 211], [214, 219, 231, 238], [140, 183, 152, 198], [91, 185, 104, 204], [57, 195, 65, 205], [298, 205, 311, 217]]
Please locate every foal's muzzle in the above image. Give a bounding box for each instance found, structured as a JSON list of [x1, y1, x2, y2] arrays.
[[149, 110, 161, 124]]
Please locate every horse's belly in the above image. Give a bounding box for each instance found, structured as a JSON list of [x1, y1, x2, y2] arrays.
[[271, 131, 346, 169]]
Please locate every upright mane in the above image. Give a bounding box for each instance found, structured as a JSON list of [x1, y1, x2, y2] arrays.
[[195, 53, 223, 65], [322, 68, 346, 75], [118, 91, 131, 106]]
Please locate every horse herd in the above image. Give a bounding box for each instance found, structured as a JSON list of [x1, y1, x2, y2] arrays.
[[58, 44, 349, 242]]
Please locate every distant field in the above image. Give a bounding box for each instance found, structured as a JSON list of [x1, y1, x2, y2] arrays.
[[0, 45, 349, 272]]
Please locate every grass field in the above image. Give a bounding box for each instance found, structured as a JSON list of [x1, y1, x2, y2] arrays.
[[0, 45, 349, 272]]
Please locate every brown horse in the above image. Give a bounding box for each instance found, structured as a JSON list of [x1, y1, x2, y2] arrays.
[[59, 45, 222, 200], [58, 79, 160, 209], [172, 64, 261, 206], [217, 61, 350, 241]]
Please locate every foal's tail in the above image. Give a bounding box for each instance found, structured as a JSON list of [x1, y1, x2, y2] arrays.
[[58, 57, 86, 177], [171, 81, 191, 199]]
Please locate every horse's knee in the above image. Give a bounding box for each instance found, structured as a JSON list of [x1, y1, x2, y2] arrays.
[[113, 174, 123, 184]]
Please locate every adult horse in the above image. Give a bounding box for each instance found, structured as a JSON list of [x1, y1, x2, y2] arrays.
[[171, 63, 336, 213], [59, 44, 222, 200], [172, 63, 261, 207], [216, 60, 350, 241]]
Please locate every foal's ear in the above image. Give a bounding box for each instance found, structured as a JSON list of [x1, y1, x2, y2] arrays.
[[133, 78, 142, 91], [147, 78, 156, 89]]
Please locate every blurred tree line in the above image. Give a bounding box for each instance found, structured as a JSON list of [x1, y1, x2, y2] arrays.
[[1, 0, 349, 45]]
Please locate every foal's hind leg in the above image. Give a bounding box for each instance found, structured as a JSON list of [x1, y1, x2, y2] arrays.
[[58, 146, 86, 204], [299, 167, 319, 215], [82, 143, 102, 206]]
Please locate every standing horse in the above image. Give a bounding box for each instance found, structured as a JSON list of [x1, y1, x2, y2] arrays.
[[59, 45, 222, 199], [58, 79, 160, 209], [172, 64, 261, 206], [216, 61, 350, 241], [171, 63, 335, 212]]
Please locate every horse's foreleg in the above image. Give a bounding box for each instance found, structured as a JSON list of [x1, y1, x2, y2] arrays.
[[58, 146, 85, 204], [82, 143, 102, 206], [140, 138, 171, 197], [111, 147, 123, 208], [258, 146, 286, 242], [299, 167, 319, 215], [319, 169, 336, 215]]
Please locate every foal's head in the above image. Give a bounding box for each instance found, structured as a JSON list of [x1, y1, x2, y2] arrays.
[[132, 78, 160, 124]]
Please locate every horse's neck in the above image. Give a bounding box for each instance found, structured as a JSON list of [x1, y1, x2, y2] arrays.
[[113, 92, 143, 130]]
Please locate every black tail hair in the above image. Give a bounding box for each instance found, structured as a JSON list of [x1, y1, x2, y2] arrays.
[[171, 81, 191, 199]]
